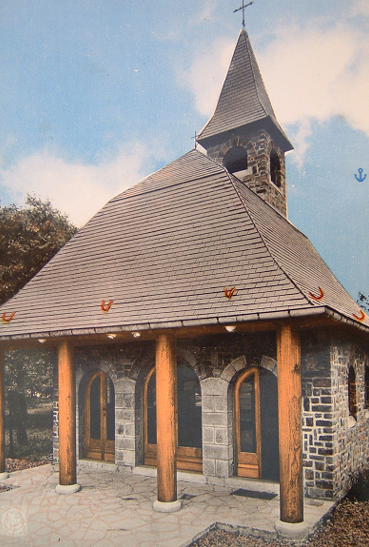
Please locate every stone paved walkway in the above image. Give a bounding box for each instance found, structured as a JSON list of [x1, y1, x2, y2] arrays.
[[0, 464, 334, 547]]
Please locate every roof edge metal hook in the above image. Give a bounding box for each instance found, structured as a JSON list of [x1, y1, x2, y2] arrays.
[[1, 311, 16, 324], [101, 300, 113, 313], [309, 287, 324, 301], [353, 309, 365, 322]]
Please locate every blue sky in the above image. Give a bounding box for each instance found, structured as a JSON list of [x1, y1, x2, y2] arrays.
[[0, 0, 368, 301]]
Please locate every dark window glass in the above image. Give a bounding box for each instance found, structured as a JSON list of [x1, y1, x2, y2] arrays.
[[349, 366, 357, 419], [260, 368, 279, 481], [270, 149, 281, 187], [177, 365, 202, 449], [90, 375, 101, 439], [223, 146, 248, 174], [239, 374, 256, 453], [146, 364, 202, 449], [365, 367, 369, 409], [147, 372, 157, 444], [106, 377, 115, 441]]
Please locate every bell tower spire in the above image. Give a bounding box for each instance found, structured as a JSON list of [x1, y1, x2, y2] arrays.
[[197, 29, 293, 217]]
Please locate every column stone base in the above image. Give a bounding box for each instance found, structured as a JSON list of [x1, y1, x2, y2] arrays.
[[0, 472, 9, 481], [153, 499, 182, 513], [55, 483, 81, 495], [275, 519, 309, 541]]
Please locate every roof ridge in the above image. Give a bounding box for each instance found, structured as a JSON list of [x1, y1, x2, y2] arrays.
[[231, 177, 365, 320], [200, 151, 309, 242], [109, 149, 221, 202], [228, 175, 313, 308]]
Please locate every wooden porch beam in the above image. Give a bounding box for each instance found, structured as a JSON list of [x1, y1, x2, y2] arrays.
[[56, 341, 80, 493], [277, 323, 303, 523], [153, 332, 181, 512]]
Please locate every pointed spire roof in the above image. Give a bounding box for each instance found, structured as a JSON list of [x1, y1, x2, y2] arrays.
[[197, 30, 293, 151]]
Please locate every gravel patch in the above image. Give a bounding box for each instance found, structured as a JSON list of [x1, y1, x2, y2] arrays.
[[5, 457, 49, 473]]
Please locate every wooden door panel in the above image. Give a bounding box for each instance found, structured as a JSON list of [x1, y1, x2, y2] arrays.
[[143, 444, 202, 472], [235, 368, 261, 479], [84, 371, 115, 462]]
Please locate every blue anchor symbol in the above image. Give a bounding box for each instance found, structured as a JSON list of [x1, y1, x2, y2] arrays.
[[355, 168, 367, 182]]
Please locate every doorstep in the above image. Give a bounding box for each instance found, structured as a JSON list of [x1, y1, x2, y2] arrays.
[[132, 465, 279, 493]]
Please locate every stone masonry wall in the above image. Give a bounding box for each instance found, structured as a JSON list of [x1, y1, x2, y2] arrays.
[[301, 330, 334, 499], [301, 330, 369, 500], [330, 338, 369, 499], [200, 356, 248, 480], [205, 129, 287, 217]]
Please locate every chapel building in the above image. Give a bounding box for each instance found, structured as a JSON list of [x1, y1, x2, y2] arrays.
[[1, 29, 369, 532]]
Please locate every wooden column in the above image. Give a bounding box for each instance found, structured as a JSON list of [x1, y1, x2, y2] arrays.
[[57, 340, 79, 490], [277, 323, 303, 523], [0, 347, 5, 476], [155, 332, 178, 503]]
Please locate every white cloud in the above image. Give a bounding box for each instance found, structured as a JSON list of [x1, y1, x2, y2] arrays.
[[257, 22, 369, 167], [181, 18, 369, 167], [0, 143, 160, 227], [178, 37, 234, 118], [351, 0, 369, 17]]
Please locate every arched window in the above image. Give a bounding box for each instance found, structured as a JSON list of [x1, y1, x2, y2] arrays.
[[235, 368, 260, 478], [270, 149, 281, 187], [348, 366, 357, 420], [143, 363, 202, 471], [234, 366, 279, 481], [223, 146, 248, 175], [84, 370, 115, 461]]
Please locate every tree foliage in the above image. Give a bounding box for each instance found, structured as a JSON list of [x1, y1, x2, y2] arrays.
[[6, 349, 56, 399], [0, 196, 76, 454], [0, 194, 77, 306], [357, 292, 369, 313]]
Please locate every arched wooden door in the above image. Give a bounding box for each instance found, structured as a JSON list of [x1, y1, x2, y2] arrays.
[[143, 363, 202, 472], [84, 371, 115, 462], [235, 367, 261, 478], [235, 367, 279, 481]]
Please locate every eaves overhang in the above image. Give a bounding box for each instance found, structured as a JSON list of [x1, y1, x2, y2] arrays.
[[197, 117, 293, 154], [1, 306, 368, 350]]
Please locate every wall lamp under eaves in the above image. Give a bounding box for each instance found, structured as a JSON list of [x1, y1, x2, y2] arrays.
[[38, 338, 46, 344], [107, 334, 117, 340], [132, 332, 141, 338], [224, 325, 236, 333]]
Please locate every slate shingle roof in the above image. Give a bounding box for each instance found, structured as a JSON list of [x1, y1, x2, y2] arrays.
[[197, 29, 293, 151], [0, 149, 367, 340]]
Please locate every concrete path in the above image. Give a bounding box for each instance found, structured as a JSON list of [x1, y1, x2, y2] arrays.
[[0, 464, 334, 547]]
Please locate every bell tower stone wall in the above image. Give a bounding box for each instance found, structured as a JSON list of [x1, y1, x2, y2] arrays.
[[205, 129, 287, 217]]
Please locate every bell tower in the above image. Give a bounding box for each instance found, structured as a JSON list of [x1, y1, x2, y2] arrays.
[[197, 30, 293, 217]]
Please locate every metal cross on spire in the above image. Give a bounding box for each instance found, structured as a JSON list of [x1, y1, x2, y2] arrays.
[[233, 0, 254, 28]]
